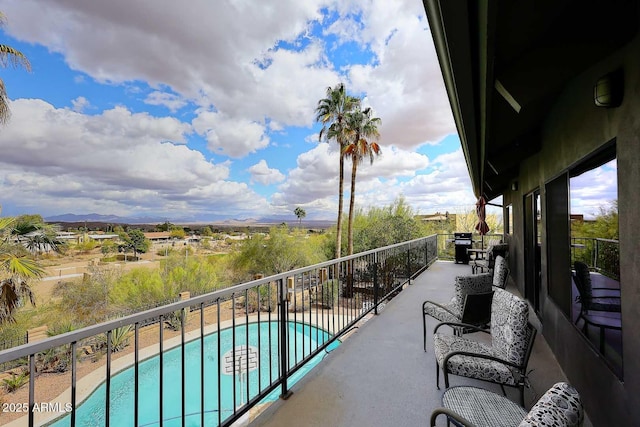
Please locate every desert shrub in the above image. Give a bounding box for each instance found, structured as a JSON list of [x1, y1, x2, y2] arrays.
[[3, 370, 28, 392], [53, 269, 117, 324], [96, 325, 132, 353], [314, 279, 339, 309]]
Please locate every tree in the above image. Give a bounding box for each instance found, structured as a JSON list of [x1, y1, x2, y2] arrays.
[[316, 83, 360, 258], [343, 107, 381, 255], [232, 225, 325, 278], [12, 216, 62, 256], [169, 225, 186, 239], [0, 12, 31, 125], [0, 215, 45, 323], [294, 207, 306, 227], [120, 229, 150, 258]]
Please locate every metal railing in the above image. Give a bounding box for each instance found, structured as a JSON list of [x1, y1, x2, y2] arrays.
[[436, 233, 504, 261], [571, 237, 620, 280], [0, 235, 437, 427]]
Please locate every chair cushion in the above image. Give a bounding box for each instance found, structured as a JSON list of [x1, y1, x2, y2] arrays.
[[491, 288, 530, 365], [492, 255, 509, 288], [455, 273, 493, 301], [434, 333, 518, 386], [519, 382, 583, 427], [423, 300, 460, 324]]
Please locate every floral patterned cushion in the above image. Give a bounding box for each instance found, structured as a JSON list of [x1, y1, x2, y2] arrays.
[[433, 333, 518, 385], [491, 288, 530, 365], [519, 382, 583, 427], [492, 255, 509, 288], [455, 273, 493, 304], [423, 300, 460, 324]]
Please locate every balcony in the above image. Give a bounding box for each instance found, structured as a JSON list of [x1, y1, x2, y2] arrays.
[[0, 236, 583, 426]]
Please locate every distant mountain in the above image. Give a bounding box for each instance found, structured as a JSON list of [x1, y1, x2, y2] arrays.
[[44, 213, 335, 228], [45, 213, 168, 224]]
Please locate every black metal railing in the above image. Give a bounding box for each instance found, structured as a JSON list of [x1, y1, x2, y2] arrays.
[[571, 237, 620, 280], [436, 233, 504, 261], [0, 235, 437, 427]]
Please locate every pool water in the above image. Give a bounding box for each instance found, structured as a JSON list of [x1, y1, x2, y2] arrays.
[[50, 321, 338, 426]]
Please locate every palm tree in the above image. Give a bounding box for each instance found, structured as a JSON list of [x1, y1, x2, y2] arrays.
[[0, 12, 31, 125], [315, 84, 360, 258], [343, 107, 381, 256], [294, 207, 306, 227], [0, 216, 45, 323]]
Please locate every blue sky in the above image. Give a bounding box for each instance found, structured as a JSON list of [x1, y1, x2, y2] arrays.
[[0, 1, 489, 222]]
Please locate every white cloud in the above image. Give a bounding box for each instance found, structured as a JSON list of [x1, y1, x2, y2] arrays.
[[192, 110, 270, 158], [0, 99, 269, 218], [71, 96, 90, 112], [144, 91, 188, 112], [248, 160, 285, 185]]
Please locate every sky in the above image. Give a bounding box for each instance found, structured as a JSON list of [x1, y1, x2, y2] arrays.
[[0, 1, 614, 223]]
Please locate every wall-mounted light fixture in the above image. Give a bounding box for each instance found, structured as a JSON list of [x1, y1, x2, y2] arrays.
[[594, 68, 624, 108], [511, 181, 518, 191]]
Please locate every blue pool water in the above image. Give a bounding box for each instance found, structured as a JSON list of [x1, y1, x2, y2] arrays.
[[50, 321, 338, 427]]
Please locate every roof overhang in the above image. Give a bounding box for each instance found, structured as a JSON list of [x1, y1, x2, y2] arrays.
[[423, 0, 638, 200]]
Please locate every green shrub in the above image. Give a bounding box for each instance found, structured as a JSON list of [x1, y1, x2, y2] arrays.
[[3, 371, 28, 392]]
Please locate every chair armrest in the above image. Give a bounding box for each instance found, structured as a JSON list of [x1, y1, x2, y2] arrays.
[[423, 300, 458, 317], [433, 321, 491, 335], [430, 407, 476, 427], [591, 287, 621, 295]]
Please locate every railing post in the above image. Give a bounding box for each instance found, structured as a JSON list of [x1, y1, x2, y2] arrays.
[[278, 278, 292, 400], [373, 253, 379, 315], [407, 242, 412, 285], [594, 239, 599, 271]]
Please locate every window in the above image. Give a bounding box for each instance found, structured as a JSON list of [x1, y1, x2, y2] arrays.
[[569, 144, 621, 377]]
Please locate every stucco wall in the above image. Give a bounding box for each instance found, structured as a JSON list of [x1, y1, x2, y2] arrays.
[[503, 34, 640, 425]]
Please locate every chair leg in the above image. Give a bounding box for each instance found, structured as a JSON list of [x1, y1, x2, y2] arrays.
[[444, 366, 450, 388], [519, 384, 525, 407], [423, 313, 427, 352], [436, 362, 440, 389], [500, 384, 506, 396]]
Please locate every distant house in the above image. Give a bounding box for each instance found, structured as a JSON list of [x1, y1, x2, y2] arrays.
[[143, 232, 172, 243]]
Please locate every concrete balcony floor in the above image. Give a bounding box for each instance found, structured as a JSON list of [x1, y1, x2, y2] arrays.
[[250, 260, 592, 427]]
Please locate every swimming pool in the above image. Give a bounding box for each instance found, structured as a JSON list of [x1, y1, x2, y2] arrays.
[[50, 321, 338, 426]]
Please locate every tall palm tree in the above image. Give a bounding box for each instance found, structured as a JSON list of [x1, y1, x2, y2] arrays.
[[0, 12, 31, 125], [315, 84, 360, 258], [0, 216, 45, 323], [343, 107, 381, 256]]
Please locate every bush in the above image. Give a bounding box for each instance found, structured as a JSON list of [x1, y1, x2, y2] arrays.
[[314, 279, 339, 309], [3, 371, 28, 392]]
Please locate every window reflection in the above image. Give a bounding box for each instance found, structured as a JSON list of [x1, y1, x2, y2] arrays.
[[570, 156, 621, 377]]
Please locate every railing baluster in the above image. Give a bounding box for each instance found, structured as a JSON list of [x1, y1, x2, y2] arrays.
[[245, 289, 250, 409], [28, 352, 34, 427], [71, 341, 77, 427], [159, 315, 164, 427], [279, 278, 292, 399], [217, 298, 222, 427], [180, 308, 186, 427], [200, 302, 205, 427], [106, 330, 111, 426], [135, 322, 140, 427], [232, 293, 237, 412]]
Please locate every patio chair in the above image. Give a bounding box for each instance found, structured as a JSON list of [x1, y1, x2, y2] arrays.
[[573, 261, 621, 330], [471, 242, 508, 274], [430, 382, 583, 427], [422, 274, 493, 350], [433, 288, 537, 406]]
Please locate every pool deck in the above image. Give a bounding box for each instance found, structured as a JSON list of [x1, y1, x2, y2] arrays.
[[249, 260, 592, 427]]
